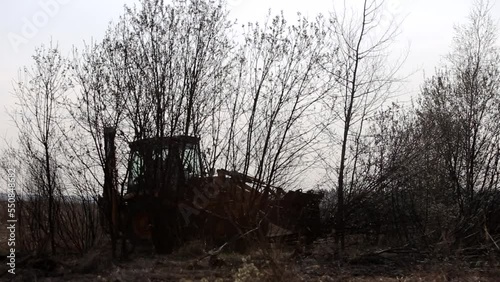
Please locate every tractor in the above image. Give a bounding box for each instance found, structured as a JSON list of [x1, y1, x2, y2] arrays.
[[102, 129, 322, 254]]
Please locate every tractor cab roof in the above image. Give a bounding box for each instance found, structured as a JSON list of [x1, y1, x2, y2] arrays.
[[129, 135, 200, 150]]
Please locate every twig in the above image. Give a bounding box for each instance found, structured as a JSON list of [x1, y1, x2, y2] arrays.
[[197, 220, 263, 262], [485, 227, 500, 251], [373, 243, 412, 255]]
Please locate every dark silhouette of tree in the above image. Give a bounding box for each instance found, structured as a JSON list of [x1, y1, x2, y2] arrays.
[[417, 0, 500, 244], [325, 0, 404, 256], [11, 42, 72, 255]]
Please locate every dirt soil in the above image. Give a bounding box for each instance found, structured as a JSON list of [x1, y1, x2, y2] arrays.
[[1, 238, 499, 281]]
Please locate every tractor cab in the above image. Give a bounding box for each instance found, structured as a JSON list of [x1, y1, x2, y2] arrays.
[[125, 135, 205, 200], [123, 135, 206, 252]]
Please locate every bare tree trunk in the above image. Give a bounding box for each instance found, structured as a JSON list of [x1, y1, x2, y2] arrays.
[[328, 0, 403, 257], [103, 127, 118, 257]]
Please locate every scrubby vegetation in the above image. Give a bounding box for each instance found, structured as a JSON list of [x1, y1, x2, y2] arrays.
[[1, 0, 499, 280]]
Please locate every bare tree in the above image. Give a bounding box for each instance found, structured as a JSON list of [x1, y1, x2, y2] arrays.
[[221, 13, 332, 192], [349, 0, 500, 250], [325, 0, 404, 255], [418, 0, 500, 244], [10, 42, 72, 255], [103, 0, 235, 140]]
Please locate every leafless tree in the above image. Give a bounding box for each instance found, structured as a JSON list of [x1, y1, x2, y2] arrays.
[[101, 0, 235, 141], [10, 42, 72, 255], [417, 0, 500, 244], [324, 0, 404, 255], [222, 13, 332, 192], [348, 0, 500, 250]]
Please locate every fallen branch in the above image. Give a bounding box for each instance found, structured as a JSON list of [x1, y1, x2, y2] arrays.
[[197, 219, 263, 263], [199, 226, 260, 261], [485, 227, 500, 251]]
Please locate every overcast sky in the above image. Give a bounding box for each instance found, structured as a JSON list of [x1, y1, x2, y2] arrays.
[[1, 0, 499, 144]]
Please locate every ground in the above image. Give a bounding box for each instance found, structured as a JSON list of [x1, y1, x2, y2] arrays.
[[1, 237, 499, 281]]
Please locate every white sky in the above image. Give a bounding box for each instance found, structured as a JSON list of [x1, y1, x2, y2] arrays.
[[1, 0, 500, 144]]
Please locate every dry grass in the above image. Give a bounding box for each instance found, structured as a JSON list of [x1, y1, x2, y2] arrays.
[[1, 243, 499, 281], [1, 224, 499, 281]]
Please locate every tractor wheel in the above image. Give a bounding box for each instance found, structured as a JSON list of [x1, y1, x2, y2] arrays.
[[125, 201, 152, 246], [131, 210, 152, 240], [151, 208, 179, 254]]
